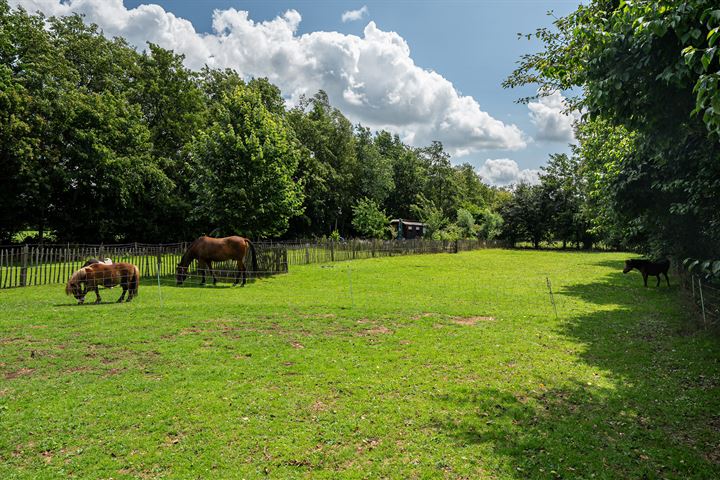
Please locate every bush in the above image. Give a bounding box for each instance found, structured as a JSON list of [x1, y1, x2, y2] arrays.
[[456, 208, 478, 239], [476, 209, 504, 240], [351, 198, 389, 239]]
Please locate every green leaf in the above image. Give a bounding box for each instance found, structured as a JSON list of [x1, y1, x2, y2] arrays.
[[711, 260, 720, 276]]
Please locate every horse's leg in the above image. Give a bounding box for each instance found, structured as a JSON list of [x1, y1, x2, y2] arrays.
[[94, 286, 101, 304], [235, 258, 247, 287], [233, 259, 241, 286], [117, 285, 127, 303], [207, 261, 217, 285], [656, 275, 661, 287], [198, 260, 207, 284], [642, 272, 648, 287], [664, 272, 670, 287]]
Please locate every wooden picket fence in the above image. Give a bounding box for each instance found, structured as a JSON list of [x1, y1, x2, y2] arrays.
[[281, 238, 504, 265], [0, 238, 503, 289], [0, 242, 288, 289]]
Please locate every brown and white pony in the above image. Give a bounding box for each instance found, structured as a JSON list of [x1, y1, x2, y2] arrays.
[[66, 262, 140, 304], [176, 235, 258, 286]]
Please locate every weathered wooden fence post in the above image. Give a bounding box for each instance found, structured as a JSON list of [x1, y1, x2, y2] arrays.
[[305, 243, 310, 264], [330, 240, 335, 262], [19, 245, 29, 287]]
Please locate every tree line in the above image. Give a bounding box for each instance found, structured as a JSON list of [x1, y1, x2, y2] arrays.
[[0, 2, 513, 244], [504, 0, 720, 258]]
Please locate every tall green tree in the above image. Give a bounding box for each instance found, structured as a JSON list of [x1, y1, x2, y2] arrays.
[[499, 183, 552, 248], [286, 91, 357, 236], [378, 131, 428, 220], [417, 141, 459, 218], [188, 84, 303, 237], [353, 126, 394, 205], [538, 153, 593, 248]]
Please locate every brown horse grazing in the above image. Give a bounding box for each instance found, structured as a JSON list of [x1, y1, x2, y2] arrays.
[[176, 236, 258, 286], [623, 258, 670, 287], [66, 262, 140, 304]]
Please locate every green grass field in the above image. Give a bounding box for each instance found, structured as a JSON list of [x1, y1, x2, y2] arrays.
[[1, 249, 719, 479]]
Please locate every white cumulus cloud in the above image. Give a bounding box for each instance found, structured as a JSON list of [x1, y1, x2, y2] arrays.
[[528, 92, 580, 143], [9, 0, 527, 155], [341, 6, 368, 23], [478, 159, 539, 187]]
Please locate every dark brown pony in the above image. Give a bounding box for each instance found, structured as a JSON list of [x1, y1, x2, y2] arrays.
[[623, 258, 670, 287], [176, 236, 258, 286], [66, 262, 140, 304]]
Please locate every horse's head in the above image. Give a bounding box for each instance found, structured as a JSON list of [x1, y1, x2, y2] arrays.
[[176, 264, 188, 285], [622, 259, 634, 274], [66, 268, 88, 304]]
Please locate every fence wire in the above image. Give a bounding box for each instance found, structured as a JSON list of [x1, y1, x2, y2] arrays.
[[677, 268, 720, 327]]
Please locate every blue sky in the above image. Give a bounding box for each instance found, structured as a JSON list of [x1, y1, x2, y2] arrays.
[[13, 0, 582, 185]]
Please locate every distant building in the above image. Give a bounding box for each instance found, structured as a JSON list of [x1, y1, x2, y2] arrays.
[[390, 219, 427, 240]]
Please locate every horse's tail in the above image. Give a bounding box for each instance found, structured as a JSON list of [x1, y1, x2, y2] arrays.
[[248, 239, 258, 275], [129, 264, 140, 296], [66, 268, 88, 295]]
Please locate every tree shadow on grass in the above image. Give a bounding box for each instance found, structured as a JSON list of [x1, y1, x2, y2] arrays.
[[433, 263, 720, 478]]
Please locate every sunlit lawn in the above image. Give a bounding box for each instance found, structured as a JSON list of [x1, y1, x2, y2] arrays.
[[1, 249, 718, 479]]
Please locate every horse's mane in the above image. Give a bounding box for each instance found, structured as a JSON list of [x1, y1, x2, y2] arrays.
[[66, 267, 88, 295], [180, 237, 203, 266]]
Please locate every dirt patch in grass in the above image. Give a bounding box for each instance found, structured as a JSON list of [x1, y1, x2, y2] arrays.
[[104, 367, 126, 377], [291, 341, 305, 349], [356, 437, 381, 454], [5, 367, 35, 379], [301, 313, 336, 319], [310, 399, 333, 413], [411, 313, 433, 320], [357, 326, 393, 336], [451, 316, 495, 326], [64, 366, 93, 374]]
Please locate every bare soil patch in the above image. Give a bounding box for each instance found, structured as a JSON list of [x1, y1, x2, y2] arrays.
[[5, 367, 35, 379], [358, 326, 393, 336], [451, 316, 495, 326]]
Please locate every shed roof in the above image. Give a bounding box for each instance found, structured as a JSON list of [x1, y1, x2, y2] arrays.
[[390, 219, 426, 227]]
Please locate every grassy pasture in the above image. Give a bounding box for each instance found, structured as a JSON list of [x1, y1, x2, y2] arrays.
[[0, 249, 719, 479]]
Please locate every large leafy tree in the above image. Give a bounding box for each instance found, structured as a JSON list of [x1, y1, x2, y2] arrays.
[[538, 153, 593, 249], [188, 84, 303, 237], [286, 91, 357, 236], [378, 131, 428, 220], [417, 141, 459, 218], [353, 126, 394, 205], [499, 183, 552, 248]]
